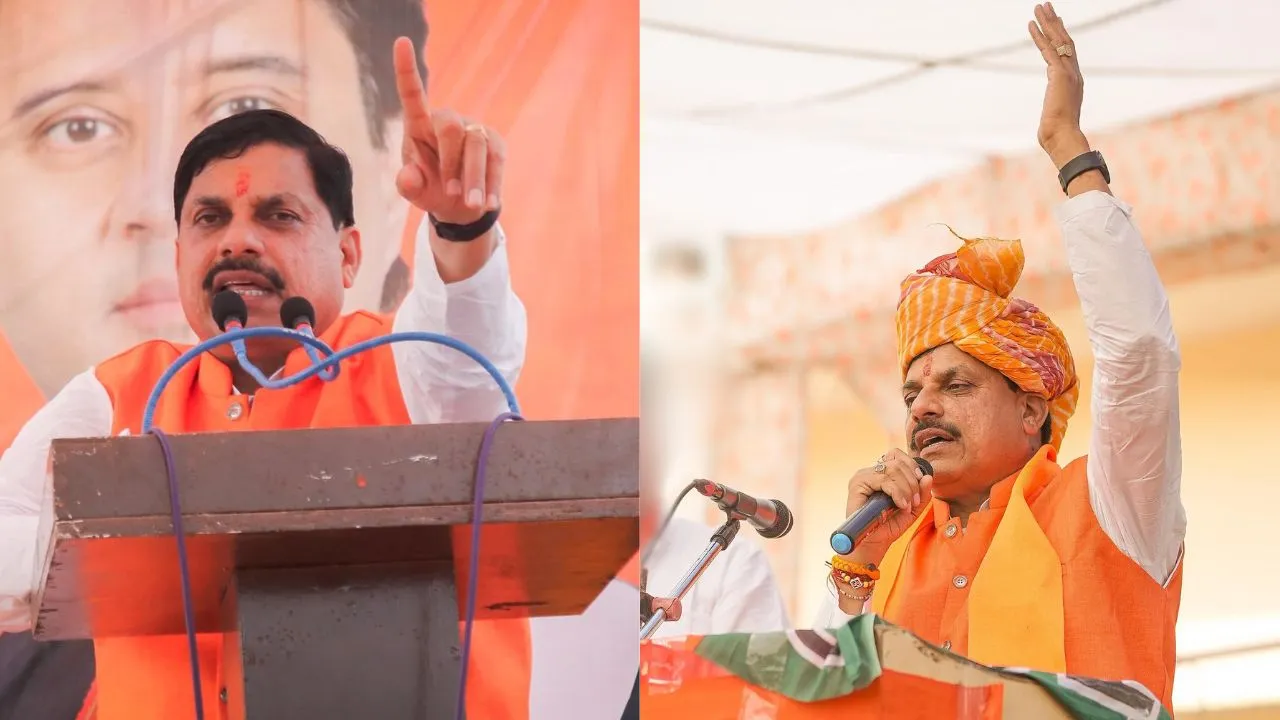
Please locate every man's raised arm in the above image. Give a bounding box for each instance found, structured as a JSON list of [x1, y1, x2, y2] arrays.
[[386, 37, 527, 423], [391, 221, 527, 423], [1032, 3, 1184, 584]]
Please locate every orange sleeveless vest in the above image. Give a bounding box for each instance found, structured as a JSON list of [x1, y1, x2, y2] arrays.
[[84, 311, 532, 720], [873, 447, 1181, 711]]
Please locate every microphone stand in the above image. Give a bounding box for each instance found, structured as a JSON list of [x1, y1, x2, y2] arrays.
[[639, 515, 741, 640]]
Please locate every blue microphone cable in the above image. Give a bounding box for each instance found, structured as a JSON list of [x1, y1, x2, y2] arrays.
[[142, 293, 521, 720]]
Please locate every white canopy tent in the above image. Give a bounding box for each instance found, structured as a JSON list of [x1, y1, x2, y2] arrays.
[[641, 0, 1280, 237]]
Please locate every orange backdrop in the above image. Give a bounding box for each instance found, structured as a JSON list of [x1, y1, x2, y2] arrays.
[[411, 0, 638, 421]]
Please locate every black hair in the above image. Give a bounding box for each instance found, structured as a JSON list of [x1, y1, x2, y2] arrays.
[[319, 0, 429, 149], [1005, 376, 1053, 445], [172, 109, 355, 230]]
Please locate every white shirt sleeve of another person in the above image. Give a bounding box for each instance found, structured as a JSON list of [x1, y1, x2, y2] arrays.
[[0, 371, 114, 632], [811, 594, 865, 631], [647, 518, 791, 638], [700, 536, 792, 635], [391, 221, 528, 422], [1058, 190, 1186, 586]]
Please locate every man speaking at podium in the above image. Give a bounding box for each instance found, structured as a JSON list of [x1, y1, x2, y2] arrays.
[[817, 4, 1185, 711], [0, 38, 531, 718]]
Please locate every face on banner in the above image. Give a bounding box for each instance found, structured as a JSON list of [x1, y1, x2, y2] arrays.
[[0, 0, 423, 394]]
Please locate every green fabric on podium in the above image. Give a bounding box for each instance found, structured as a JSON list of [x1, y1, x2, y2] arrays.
[[693, 614, 881, 702]]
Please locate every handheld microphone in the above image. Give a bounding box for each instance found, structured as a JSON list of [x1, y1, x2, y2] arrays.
[[829, 457, 933, 555], [212, 290, 248, 331], [694, 480, 794, 539]]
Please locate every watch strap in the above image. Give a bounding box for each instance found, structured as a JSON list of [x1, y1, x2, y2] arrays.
[[1057, 151, 1110, 194], [428, 208, 500, 242]]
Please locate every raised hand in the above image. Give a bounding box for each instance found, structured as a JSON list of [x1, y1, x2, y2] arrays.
[[1028, 3, 1089, 167], [392, 37, 505, 225]]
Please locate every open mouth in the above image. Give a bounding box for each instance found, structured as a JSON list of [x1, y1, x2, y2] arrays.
[[914, 429, 955, 452], [212, 270, 278, 298]]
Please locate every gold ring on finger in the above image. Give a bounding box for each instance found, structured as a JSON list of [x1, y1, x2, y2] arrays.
[[873, 456, 887, 474], [1055, 44, 1073, 57]]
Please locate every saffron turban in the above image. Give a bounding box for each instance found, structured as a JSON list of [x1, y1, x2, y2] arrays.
[[895, 235, 1078, 449]]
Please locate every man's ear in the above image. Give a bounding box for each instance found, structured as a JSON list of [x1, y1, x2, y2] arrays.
[[1022, 393, 1050, 438], [339, 227, 362, 289]]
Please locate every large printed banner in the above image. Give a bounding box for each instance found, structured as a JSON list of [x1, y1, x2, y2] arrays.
[[0, 0, 637, 717], [0, 0, 638, 449]]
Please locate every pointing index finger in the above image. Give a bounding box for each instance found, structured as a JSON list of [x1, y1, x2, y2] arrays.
[[392, 37, 431, 128]]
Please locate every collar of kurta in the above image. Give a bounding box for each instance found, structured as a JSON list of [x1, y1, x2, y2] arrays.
[[191, 350, 293, 397], [927, 445, 1057, 530], [230, 366, 286, 396]]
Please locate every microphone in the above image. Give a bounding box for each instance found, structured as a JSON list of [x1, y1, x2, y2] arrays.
[[279, 296, 337, 381], [829, 457, 933, 554], [211, 291, 258, 378], [694, 480, 794, 539], [279, 296, 316, 332], [212, 290, 248, 331]]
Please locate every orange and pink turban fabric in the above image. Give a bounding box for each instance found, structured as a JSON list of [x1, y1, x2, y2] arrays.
[[895, 235, 1079, 449]]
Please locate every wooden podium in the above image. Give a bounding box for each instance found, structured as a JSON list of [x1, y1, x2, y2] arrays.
[[31, 418, 638, 719]]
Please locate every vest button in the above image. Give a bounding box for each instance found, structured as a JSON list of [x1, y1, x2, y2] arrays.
[[942, 640, 952, 651], [944, 523, 958, 538], [227, 402, 244, 420], [219, 688, 228, 702], [952, 574, 968, 589]]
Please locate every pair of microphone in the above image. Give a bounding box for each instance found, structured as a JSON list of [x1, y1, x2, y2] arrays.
[[212, 290, 315, 334], [210, 291, 338, 383]]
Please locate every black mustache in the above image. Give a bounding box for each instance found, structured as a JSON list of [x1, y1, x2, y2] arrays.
[[909, 418, 962, 452], [202, 256, 285, 293]]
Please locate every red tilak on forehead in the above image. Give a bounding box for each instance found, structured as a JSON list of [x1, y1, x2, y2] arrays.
[[922, 354, 933, 377], [234, 170, 251, 197]]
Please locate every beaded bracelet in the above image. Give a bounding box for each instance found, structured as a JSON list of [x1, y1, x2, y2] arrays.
[[830, 555, 880, 580], [826, 555, 878, 602]]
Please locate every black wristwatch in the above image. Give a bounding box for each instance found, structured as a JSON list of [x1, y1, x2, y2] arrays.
[[428, 207, 500, 242], [1057, 151, 1110, 194]]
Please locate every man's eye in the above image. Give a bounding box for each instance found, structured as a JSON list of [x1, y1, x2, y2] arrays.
[[903, 395, 917, 406], [207, 96, 279, 124], [270, 212, 299, 223], [39, 113, 122, 149], [194, 213, 221, 225]]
